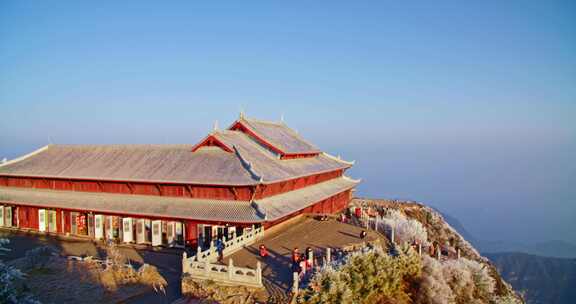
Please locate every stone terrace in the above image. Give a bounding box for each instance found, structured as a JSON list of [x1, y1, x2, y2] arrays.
[[224, 215, 383, 300]]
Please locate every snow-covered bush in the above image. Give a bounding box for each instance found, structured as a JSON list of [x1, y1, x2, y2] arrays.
[[379, 209, 429, 245], [23, 246, 56, 270], [416, 256, 496, 304], [457, 258, 495, 298], [416, 255, 454, 304], [0, 239, 41, 304], [137, 264, 167, 294], [299, 245, 421, 304], [492, 294, 523, 304]]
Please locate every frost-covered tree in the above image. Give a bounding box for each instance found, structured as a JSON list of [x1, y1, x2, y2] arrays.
[[299, 245, 421, 304], [0, 238, 41, 304], [492, 295, 523, 304], [416, 255, 496, 304], [379, 209, 429, 245], [416, 255, 455, 304]]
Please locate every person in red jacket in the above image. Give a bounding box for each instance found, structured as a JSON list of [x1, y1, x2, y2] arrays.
[[259, 244, 268, 258], [292, 247, 300, 264]]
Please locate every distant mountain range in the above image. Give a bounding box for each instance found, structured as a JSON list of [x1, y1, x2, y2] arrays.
[[440, 211, 576, 304], [441, 212, 576, 259], [486, 252, 576, 304]]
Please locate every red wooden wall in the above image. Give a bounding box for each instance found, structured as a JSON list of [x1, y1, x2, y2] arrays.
[[263, 189, 351, 229], [17, 206, 39, 229], [0, 169, 344, 201], [3, 188, 352, 248]]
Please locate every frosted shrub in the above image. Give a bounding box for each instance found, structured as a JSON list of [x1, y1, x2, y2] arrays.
[[442, 259, 480, 304], [458, 258, 495, 298], [416, 256, 496, 304], [379, 209, 429, 245], [137, 264, 167, 294], [492, 295, 523, 304], [24, 246, 56, 270], [416, 255, 454, 304], [0, 239, 40, 304], [304, 267, 352, 304], [299, 245, 421, 304]]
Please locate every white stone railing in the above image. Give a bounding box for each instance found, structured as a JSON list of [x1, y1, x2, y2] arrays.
[[182, 253, 263, 288], [193, 226, 264, 263]]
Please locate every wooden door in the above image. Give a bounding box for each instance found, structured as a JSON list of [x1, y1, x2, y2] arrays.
[[94, 215, 104, 240], [48, 210, 57, 232], [70, 212, 78, 234], [136, 219, 146, 244], [175, 222, 183, 245], [166, 221, 175, 246], [151, 220, 162, 246], [122, 218, 133, 243], [4, 207, 12, 227], [144, 219, 151, 242], [38, 209, 46, 232]]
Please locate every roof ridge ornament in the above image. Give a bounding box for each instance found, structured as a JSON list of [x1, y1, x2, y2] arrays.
[[322, 152, 355, 165], [343, 175, 362, 183], [0, 145, 51, 168]]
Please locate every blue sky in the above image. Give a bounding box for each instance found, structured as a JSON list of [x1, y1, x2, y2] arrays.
[[1, 1, 575, 244]]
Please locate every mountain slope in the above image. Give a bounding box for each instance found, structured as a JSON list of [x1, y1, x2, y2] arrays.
[[297, 198, 523, 304], [486, 252, 576, 304]]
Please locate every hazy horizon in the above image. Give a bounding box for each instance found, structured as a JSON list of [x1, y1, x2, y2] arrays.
[[1, 1, 575, 245]]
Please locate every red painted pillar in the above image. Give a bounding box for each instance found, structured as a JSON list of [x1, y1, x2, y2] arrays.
[[64, 211, 71, 233], [185, 221, 198, 248], [56, 209, 63, 233], [29, 207, 39, 230]]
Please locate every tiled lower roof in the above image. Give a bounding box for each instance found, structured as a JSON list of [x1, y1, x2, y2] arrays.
[[256, 176, 359, 220], [0, 177, 359, 223], [0, 186, 260, 223]]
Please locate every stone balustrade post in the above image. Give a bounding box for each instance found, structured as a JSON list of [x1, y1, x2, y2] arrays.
[[390, 226, 395, 244], [308, 249, 314, 267], [326, 247, 331, 266], [256, 261, 262, 286], [182, 252, 189, 273], [418, 243, 422, 256], [210, 240, 214, 255], [196, 246, 201, 261], [204, 261, 210, 277], [228, 258, 234, 281], [292, 271, 299, 295]]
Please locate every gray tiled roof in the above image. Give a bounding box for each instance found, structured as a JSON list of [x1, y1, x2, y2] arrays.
[[239, 117, 320, 154], [0, 136, 350, 185], [0, 177, 358, 222], [214, 130, 350, 183], [0, 144, 258, 185], [0, 186, 260, 223], [256, 176, 359, 220]]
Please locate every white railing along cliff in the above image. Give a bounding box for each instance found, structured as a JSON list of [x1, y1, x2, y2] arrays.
[[192, 225, 264, 263], [182, 225, 265, 288], [183, 254, 263, 288]]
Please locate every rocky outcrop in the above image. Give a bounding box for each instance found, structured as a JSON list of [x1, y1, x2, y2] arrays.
[[347, 198, 523, 304]]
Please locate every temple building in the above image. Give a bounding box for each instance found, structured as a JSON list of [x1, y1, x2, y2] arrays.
[[0, 114, 359, 248]]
